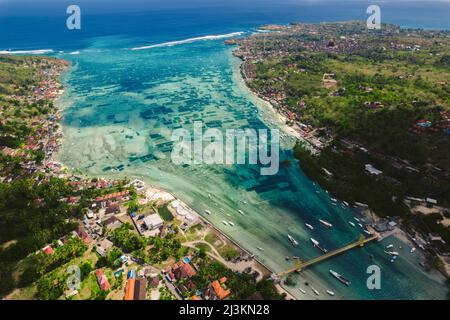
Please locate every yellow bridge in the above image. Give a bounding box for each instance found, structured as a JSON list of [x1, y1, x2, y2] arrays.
[[277, 231, 379, 277]]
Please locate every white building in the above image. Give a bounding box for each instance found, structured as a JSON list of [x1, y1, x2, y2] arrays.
[[365, 164, 383, 176], [143, 214, 164, 230]]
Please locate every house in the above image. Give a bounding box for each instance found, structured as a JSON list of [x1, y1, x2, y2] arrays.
[[173, 263, 197, 281], [95, 269, 111, 291], [388, 221, 398, 229], [149, 275, 160, 288], [42, 245, 54, 255], [104, 216, 122, 230], [166, 272, 175, 282], [96, 238, 113, 257], [124, 278, 147, 300], [86, 210, 94, 219], [124, 279, 136, 300], [105, 203, 120, 215], [133, 278, 147, 300], [428, 233, 446, 244], [0, 146, 17, 157], [426, 198, 438, 206], [365, 164, 383, 176], [143, 214, 164, 230], [65, 289, 79, 298], [95, 190, 130, 207], [205, 278, 231, 300]]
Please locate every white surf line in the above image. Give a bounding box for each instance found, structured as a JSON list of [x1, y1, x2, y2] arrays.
[[130, 32, 244, 51], [0, 49, 54, 55]]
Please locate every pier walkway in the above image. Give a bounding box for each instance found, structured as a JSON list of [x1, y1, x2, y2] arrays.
[[277, 230, 379, 277]]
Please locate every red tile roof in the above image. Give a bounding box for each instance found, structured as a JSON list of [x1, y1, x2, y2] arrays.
[[42, 245, 54, 255], [95, 269, 111, 291], [95, 190, 129, 202], [211, 280, 231, 300]]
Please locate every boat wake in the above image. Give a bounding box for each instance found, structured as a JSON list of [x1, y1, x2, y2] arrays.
[[130, 32, 244, 51]]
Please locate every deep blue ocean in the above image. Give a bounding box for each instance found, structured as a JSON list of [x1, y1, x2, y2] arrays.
[[1, 0, 450, 51], [1, 0, 450, 300]]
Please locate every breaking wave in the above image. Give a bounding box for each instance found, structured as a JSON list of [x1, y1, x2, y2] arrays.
[[0, 49, 54, 55], [131, 32, 244, 51]]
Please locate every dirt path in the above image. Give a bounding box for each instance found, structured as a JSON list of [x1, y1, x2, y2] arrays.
[[183, 240, 264, 281]]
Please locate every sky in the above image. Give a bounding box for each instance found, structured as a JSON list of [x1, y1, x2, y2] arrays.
[[1, 0, 450, 16]]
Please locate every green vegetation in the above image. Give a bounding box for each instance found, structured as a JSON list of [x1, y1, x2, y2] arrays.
[[147, 234, 186, 264], [159, 285, 175, 300], [0, 178, 80, 297], [158, 204, 174, 222], [294, 143, 411, 218], [111, 223, 146, 253]]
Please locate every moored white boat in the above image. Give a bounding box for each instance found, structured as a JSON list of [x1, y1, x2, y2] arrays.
[[385, 250, 399, 256], [319, 219, 333, 228], [222, 220, 229, 226], [305, 223, 314, 230], [288, 234, 299, 246], [311, 287, 320, 296], [329, 269, 351, 286], [348, 221, 356, 227], [311, 238, 328, 253], [326, 290, 335, 296]]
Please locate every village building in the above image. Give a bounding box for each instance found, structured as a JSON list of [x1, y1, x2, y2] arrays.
[[365, 164, 383, 176], [42, 245, 54, 255], [95, 190, 130, 208], [104, 216, 123, 230], [143, 214, 164, 230], [133, 278, 147, 300], [204, 277, 231, 300], [95, 269, 111, 291], [105, 203, 121, 215], [96, 238, 113, 257], [74, 225, 92, 244], [173, 262, 197, 281], [124, 277, 147, 300]]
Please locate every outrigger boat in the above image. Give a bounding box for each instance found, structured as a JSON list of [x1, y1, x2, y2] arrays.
[[319, 219, 333, 228], [311, 238, 328, 253], [288, 234, 299, 246]]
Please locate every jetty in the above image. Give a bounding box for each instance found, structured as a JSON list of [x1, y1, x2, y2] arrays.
[[277, 228, 379, 277]]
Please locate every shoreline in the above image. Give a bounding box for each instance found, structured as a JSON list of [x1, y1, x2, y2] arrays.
[[50, 37, 448, 299], [228, 30, 450, 286]]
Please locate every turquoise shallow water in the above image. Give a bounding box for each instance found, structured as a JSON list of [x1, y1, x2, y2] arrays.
[[53, 34, 448, 300]]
